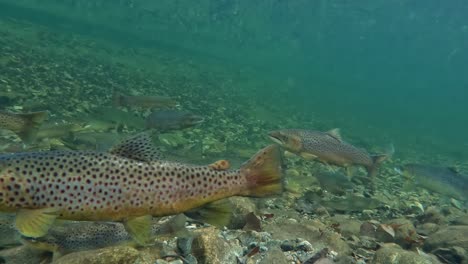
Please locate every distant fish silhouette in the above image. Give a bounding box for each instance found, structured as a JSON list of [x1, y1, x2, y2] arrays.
[[0, 111, 48, 143]]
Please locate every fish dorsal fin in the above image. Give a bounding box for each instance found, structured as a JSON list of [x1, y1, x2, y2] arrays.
[[326, 128, 342, 142], [109, 132, 162, 161]]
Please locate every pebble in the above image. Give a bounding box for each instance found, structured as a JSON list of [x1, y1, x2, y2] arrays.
[[280, 240, 295, 251], [296, 239, 313, 251]]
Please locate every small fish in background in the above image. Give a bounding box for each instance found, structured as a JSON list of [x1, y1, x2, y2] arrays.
[[113, 91, 177, 109], [314, 171, 353, 195], [0, 138, 24, 153], [21, 214, 189, 261], [269, 128, 392, 181], [0, 111, 48, 143], [297, 191, 381, 213], [319, 195, 382, 212], [68, 132, 125, 151], [146, 110, 204, 131], [35, 123, 84, 141], [402, 164, 468, 201], [0, 91, 25, 106], [0, 132, 283, 245], [87, 107, 146, 131]]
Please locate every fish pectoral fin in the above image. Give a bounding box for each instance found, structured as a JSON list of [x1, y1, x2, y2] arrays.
[[184, 199, 232, 228], [209, 160, 231, 171], [15, 208, 58, 238], [110, 131, 163, 162], [300, 152, 317, 161], [124, 215, 152, 245]]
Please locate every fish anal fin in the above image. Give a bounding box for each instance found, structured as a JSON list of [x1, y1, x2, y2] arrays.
[[300, 152, 318, 161], [110, 131, 162, 161], [157, 214, 189, 237], [326, 128, 342, 142], [124, 215, 152, 245], [209, 160, 231, 171], [16, 208, 58, 238], [184, 199, 232, 228]]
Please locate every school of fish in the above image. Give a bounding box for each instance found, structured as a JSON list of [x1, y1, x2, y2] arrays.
[[1, 90, 465, 262]]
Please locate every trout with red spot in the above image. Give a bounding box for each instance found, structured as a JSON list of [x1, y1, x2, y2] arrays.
[[0, 133, 283, 244]]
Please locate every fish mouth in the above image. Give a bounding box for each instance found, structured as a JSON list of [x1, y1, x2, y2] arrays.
[[268, 132, 284, 146]]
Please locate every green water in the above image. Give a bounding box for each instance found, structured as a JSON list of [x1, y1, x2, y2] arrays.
[[6, 0, 467, 160], [0, 0, 467, 160]]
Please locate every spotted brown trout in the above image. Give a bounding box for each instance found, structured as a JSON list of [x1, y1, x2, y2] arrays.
[[402, 164, 468, 200], [0, 111, 48, 143], [0, 133, 283, 244], [269, 129, 390, 179]]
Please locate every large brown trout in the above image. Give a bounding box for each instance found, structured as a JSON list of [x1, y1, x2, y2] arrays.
[[269, 128, 390, 179], [0, 133, 283, 244], [0, 111, 48, 143]]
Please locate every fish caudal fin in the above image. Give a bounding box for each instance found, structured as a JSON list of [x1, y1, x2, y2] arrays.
[[112, 90, 123, 107], [240, 144, 284, 197], [15, 111, 48, 143], [367, 154, 388, 179], [367, 144, 394, 179]]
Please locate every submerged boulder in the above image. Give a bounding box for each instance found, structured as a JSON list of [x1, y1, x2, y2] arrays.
[[54, 246, 142, 264], [371, 243, 433, 264]]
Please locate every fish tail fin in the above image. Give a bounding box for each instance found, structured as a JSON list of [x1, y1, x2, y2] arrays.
[[383, 143, 395, 161], [367, 154, 388, 179], [112, 90, 123, 107], [367, 144, 394, 178], [239, 144, 284, 197], [15, 111, 48, 143]]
